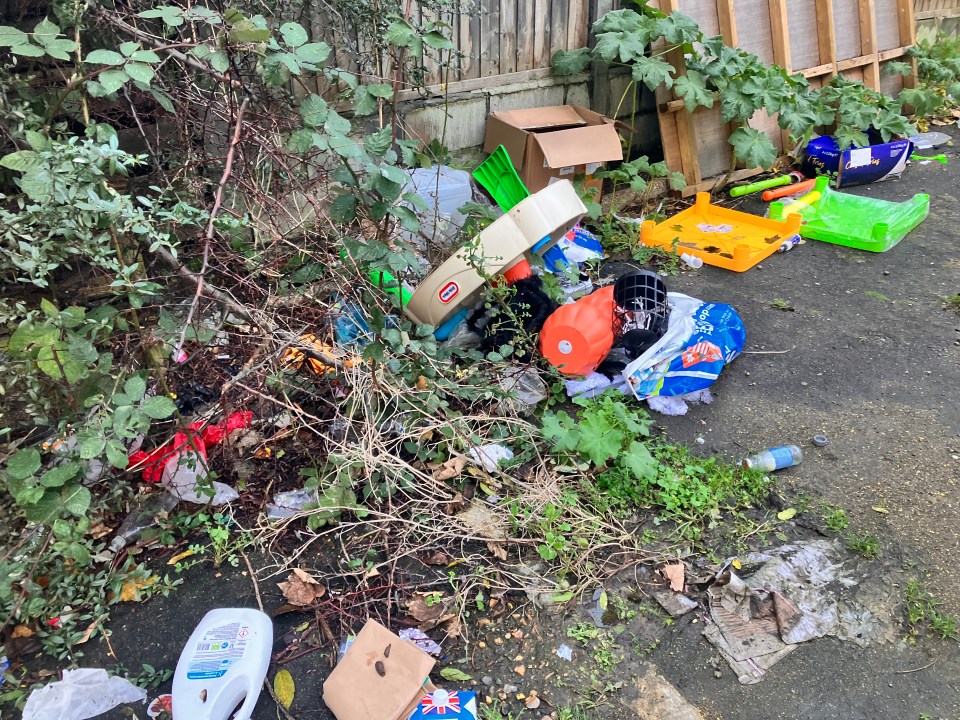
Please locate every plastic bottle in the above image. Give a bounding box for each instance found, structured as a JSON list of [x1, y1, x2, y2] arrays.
[[741, 445, 803, 472], [777, 235, 801, 253], [109, 492, 179, 552], [172, 608, 273, 720]]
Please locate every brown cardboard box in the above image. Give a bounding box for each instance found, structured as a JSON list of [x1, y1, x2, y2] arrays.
[[482, 105, 624, 197], [322, 620, 436, 720]]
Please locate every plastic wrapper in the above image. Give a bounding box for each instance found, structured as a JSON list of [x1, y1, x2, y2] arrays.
[[23, 668, 146, 720]]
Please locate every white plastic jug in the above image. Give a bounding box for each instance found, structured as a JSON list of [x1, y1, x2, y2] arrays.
[[172, 608, 273, 720]]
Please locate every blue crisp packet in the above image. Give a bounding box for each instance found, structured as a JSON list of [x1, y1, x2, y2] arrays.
[[408, 689, 477, 719]]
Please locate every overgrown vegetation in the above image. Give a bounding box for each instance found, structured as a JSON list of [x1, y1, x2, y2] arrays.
[[887, 33, 960, 124], [554, 3, 915, 172]]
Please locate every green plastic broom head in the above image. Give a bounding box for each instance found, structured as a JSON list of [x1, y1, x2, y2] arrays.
[[473, 145, 530, 212]]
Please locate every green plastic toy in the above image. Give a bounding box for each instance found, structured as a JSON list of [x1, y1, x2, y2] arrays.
[[769, 177, 929, 253], [910, 153, 948, 164], [729, 175, 791, 198], [473, 145, 530, 211]]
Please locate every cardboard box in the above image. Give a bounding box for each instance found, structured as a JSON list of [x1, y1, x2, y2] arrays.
[[409, 689, 477, 719], [322, 620, 436, 720], [483, 105, 624, 196]]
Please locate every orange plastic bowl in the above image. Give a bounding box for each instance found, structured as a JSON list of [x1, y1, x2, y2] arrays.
[[539, 286, 615, 376]]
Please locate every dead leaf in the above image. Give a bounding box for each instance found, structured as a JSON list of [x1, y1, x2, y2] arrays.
[[11, 625, 33, 638], [662, 563, 685, 593], [76, 620, 99, 645], [120, 576, 158, 602], [273, 669, 295, 710], [777, 508, 797, 521], [253, 446, 273, 459], [421, 551, 452, 566], [277, 569, 326, 607], [432, 456, 466, 482], [168, 548, 197, 565], [416, 375, 429, 390], [872, 506, 889, 514], [89, 523, 112, 540], [486, 542, 508, 561], [405, 592, 455, 631], [443, 492, 468, 515]]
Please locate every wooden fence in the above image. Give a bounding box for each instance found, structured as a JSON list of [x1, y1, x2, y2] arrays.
[[652, 0, 918, 195], [915, 0, 960, 37]]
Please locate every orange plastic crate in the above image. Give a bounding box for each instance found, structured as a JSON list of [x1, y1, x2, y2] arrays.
[[640, 192, 802, 272]]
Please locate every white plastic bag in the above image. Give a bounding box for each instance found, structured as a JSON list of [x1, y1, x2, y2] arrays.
[[161, 449, 239, 505], [23, 668, 146, 720]]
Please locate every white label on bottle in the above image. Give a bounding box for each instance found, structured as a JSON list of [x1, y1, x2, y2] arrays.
[[186, 623, 250, 680]]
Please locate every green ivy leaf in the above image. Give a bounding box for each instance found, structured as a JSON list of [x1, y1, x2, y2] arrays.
[[62, 484, 92, 516], [657, 11, 701, 45], [384, 20, 416, 49], [883, 60, 913, 77], [552, 48, 591, 76], [578, 413, 624, 466], [0, 25, 28, 47], [299, 94, 329, 127], [439, 668, 473, 682], [11, 43, 44, 57], [287, 128, 315, 153], [130, 49, 161, 63], [6, 448, 41, 480], [124, 375, 147, 401], [141, 395, 177, 419], [631, 55, 674, 91], [24, 490, 61, 525], [123, 61, 155, 84], [353, 86, 376, 116], [85, 49, 124, 65], [423, 29, 453, 50], [874, 108, 913, 142], [98, 68, 130, 94], [295, 41, 330, 65], [719, 84, 758, 123], [105, 439, 129, 469], [364, 125, 393, 156], [329, 193, 357, 223], [33, 17, 60, 44], [209, 50, 230, 73], [0, 150, 40, 172], [621, 441, 659, 481], [279, 22, 308, 47], [728, 126, 777, 169], [40, 462, 80, 488], [673, 71, 713, 112]]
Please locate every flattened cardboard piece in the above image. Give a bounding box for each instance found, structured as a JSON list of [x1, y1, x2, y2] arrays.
[[322, 620, 435, 720], [490, 105, 586, 131], [482, 105, 623, 195], [534, 124, 625, 169]]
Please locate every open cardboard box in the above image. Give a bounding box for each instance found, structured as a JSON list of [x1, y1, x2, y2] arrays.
[[323, 620, 436, 720], [483, 105, 624, 197]]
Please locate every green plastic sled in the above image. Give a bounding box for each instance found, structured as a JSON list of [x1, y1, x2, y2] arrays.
[[770, 177, 930, 253]]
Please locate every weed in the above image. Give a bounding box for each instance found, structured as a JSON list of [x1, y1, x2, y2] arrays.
[[821, 504, 850, 533], [478, 700, 523, 720], [904, 579, 959, 641], [556, 707, 600, 720], [591, 217, 682, 275], [846, 531, 881, 559], [865, 290, 891, 302], [771, 298, 795, 311], [109, 662, 173, 690], [943, 294, 960, 314], [567, 622, 600, 644]]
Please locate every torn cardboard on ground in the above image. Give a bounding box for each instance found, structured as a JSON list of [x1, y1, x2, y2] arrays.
[[322, 619, 436, 720], [702, 540, 893, 684]]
